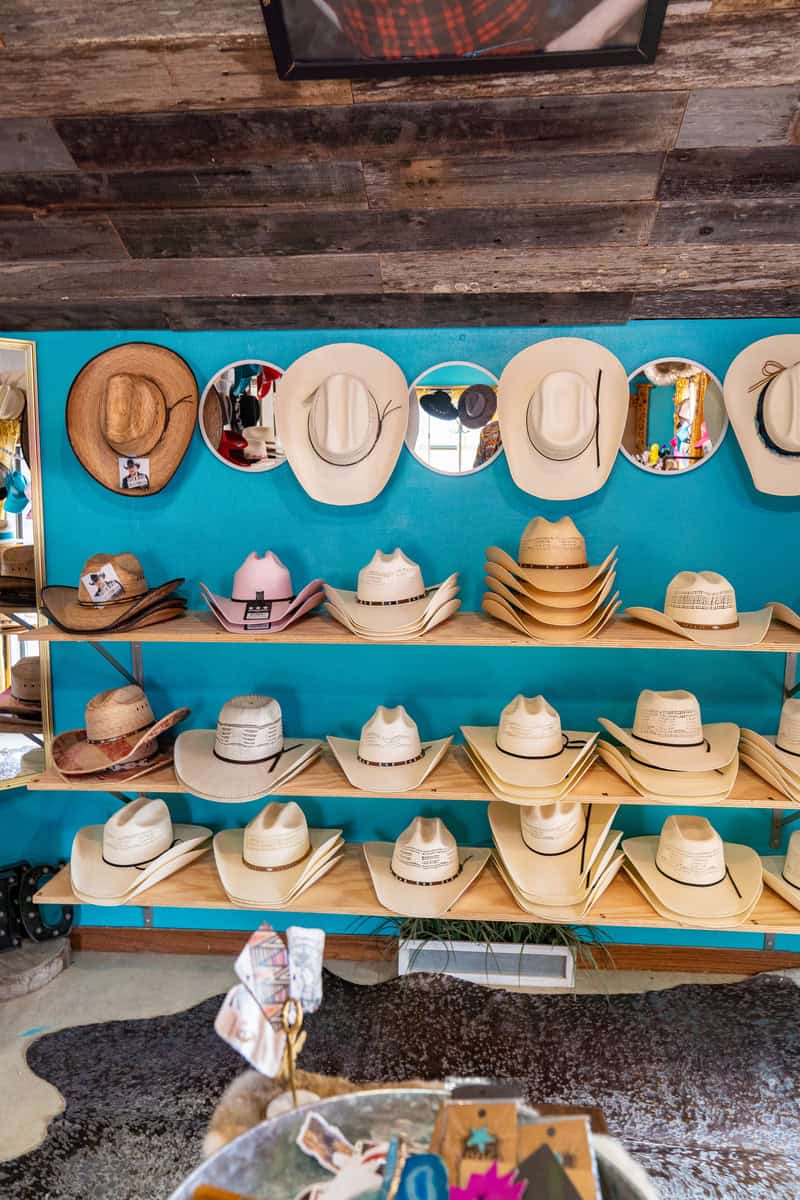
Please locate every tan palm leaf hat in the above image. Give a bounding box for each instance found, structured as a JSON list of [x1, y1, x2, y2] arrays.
[[497, 338, 629, 500], [626, 570, 771, 647], [275, 344, 408, 506], [623, 815, 762, 921], [52, 685, 189, 776], [599, 689, 738, 773], [0, 655, 41, 716], [723, 335, 800, 496], [363, 816, 490, 918], [761, 829, 800, 911], [327, 704, 452, 793], [462, 695, 597, 790], [41, 552, 183, 632], [67, 343, 198, 496]]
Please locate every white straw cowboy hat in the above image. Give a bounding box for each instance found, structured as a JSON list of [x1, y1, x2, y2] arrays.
[[275, 345, 408, 506], [487, 517, 617, 593], [328, 705, 452, 793], [761, 830, 800, 911], [52, 685, 189, 777], [599, 689, 738, 773], [200, 552, 324, 632], [489, 800, 619, 903], [0, 655, 41, 716], [741, 698, 800, 776], [465, 740, 597, 806], [174, 695, 320, 803], [325, 550, 458, 636], [363, 816, 490, 918], [724, 335, 800, 495], [461, 695, 597, 790], [70, 797, 211, 904], [66, 343, 198, 496], [494, 849, 624, 921], [41, 552, 184, 633], [623, 815, 761, 921], [497, 338, 628, 500], [626, 571, 771, 647], [213, 801, 342, 907], [596, 739, 738, 801]]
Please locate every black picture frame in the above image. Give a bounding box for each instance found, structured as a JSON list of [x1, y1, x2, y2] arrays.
[[263, 0, 668, 81]]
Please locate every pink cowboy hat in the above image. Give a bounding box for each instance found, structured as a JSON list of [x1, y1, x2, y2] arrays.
[[200, 552, 323, 631]]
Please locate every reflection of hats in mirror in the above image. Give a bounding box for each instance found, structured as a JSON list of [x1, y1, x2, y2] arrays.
[[419, 388, 457, 422], [0, 381, 26, 421], [458, 383, 496, 429]]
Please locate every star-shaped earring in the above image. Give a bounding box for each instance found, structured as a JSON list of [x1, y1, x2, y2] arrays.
[[465, 1125, 497, 1155]]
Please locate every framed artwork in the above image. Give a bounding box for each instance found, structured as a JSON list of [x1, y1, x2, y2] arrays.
[[264, 0, 669, 80]]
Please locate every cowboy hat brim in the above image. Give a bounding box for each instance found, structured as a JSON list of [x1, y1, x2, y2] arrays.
[[497, 338, 629, 501], [325, 596, 461, 641], [461, 725, 597, 790], [740, 728, 800, 779], [200, 578, 324, 628], [70, 823, 211, 901], [200, 586, 323, 633], [486, 545, 617, 594], [622, 837, 762, 920], [0, 686, 40, 716], [768, 602, 800, 630], [723, 334, 800, 496], [464, 743, 597, 805], [598, 717, 738, 773], [214, 853, 343, 910], [740, 741, 800, 796], [41, 578, 184, 632], [73, 844, 210, 906], [66, 343, 198, 497], [624, 605, 772, 647], [275, 343, 409, 506], [761, 856, 800, 912], [483, 592, 620, 642], [327, 735, 451, 793], [52, 707, 189, 775], [489, 800, 619, 902], [495, 850, 623, 920], [484, 573, 615, 628], [174, 732, 320, 803], [54, 746, 177, 786], [597, 740, 738, 800], [323, 576, 458, 634], [494, 828, 622, 906], [484, 562, 615, 624], [622, 860, 763, 929], [363, 841, 490, 918], [213, 828, 342, 905]]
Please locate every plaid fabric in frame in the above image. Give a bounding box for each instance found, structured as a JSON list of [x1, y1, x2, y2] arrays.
[[335, 0, 545, 59]]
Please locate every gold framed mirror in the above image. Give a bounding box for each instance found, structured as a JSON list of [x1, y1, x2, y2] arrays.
[[0, 338, 51, 788]]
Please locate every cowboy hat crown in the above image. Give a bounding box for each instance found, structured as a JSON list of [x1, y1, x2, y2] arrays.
[[243, 800, 310, 870], [632, 690, 705, 748], [776, 697, 800, 756], [497, 694, 563, 758], [356, 549, 426, 605], [307, 373, 380, 466], [85, 685, 155, 744], [664, 571, 739, 630], [213, 695, 283, 765], [527, 370, 596, 461], [655, 814, 725, 886], [520, 801, 587, 854], [101, 372, 168, 457], [391, 816, 458, 885], [358, 705, 422, 766], [102, 796, 173, 867], [231, 552, 294, 603], [762, 363, 800, 454], [518, 516, 588, 568]]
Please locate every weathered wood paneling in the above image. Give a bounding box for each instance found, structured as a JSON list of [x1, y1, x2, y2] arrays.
[[677, 87, 800, 148], [113, 203, 655, 259], [0, 214, 128, 261], [632, 288, 800, 317], [652, 199, 800, 244], [0, 119, 76, 173], [52, 92, 686, 171], [659, 148, 800, 198], [3, 0, 263, 45]]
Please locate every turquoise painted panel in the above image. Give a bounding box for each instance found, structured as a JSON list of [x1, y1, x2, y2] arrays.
[[4, 318, 800, 947]]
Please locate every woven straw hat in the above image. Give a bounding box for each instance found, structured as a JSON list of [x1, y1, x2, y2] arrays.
[[41, 552, 183, 632], [52, 685, 189, 776], [0, 543, 35, 584], [626, 570, 771, 647], [599, 689, 738, 773], [327, 704, 452, 793], [363, 816, 490, 918], [487, 517, 616, 594], [66, 343, 198, 496], [0, 655, 41, 715], [324, 549, 458, 636], [461, 694, 597, 790], [761, 830, 800, 911], [740, 697, 800, 776]]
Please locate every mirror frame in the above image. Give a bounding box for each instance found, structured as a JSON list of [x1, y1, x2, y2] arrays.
[[621, 356, 728, 478], [405, 360, 503, 478], [198, 358, 288, 475]]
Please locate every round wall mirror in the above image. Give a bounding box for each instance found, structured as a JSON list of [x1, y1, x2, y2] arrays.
[[621, 357, 728, 476], [199, 359, 286, 473], [405, 361, 502, 477]]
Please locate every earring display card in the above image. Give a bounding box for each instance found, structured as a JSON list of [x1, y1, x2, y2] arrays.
[[517, 1116, 599, 1200], [436, 1100, 519, 1184]]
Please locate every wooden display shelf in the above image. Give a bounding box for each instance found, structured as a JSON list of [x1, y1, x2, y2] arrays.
[[33, 844, 800, 934], [26, 746, 800, 811], [22, 610, 800, 651]]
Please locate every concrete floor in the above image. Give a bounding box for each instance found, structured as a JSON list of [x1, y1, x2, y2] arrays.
[[0, 951, 752, 1164]]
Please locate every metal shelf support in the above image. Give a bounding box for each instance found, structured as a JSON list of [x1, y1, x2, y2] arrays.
[[88, 641, 144, 688], [770, 652, 799, 848]]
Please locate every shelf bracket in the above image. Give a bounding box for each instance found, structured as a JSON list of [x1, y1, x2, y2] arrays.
[[106, 792, 139, 805], [770, 809, 800, 848], [130, 642, 144, 687], [763, 933, 776, 951], [141, 906, 154, 929], [88, 642, 139, 687], [24, 733, 43, 748]]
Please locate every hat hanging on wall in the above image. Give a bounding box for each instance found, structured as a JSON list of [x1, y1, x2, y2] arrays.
[[363, 816, 490, 918], [41, 552, 185, 633], [275, 344, 408, 505], [723, 335, 800, 495], [497, 338, 629, 500], [626, 570, 771, 648], [200, 552, 324, 634], [66, 343, 198, 496]]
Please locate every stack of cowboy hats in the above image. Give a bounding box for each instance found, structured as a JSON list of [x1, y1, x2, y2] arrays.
[[724, 334, 800, 497], [497, 337, 629, 501], [598, 689, 740, 803], [363, 816, 490, 917], [0, 544, 36, 609], [461, 695, 598, 804], [325, 550, 460, 641], [174, 695, 321, 803], [70, 797, 211, 905], [41, 552, 187, 634], [66, 343, 198, 497], [626, 570, 772, 647], [622, 814, 762, 928], [739, 698, 800, 803], [0, 656, 42, 729], [213, 801, 343, 908], [483, 516, 619, 641], [327, 704, 452, 793], [761, 829, 800, 912], [275, 344, 409, 506], [489, 800, 623, 921], [200, 552, 324, 634], [52, 685, 189, 784]]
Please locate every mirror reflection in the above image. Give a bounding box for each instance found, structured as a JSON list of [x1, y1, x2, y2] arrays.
[[406, 361, 502, 476], [200, 360, 286, 473], [622, 358, 728, 475]]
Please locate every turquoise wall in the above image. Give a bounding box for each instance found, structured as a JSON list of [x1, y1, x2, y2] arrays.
[[4, 318, 800, 951]]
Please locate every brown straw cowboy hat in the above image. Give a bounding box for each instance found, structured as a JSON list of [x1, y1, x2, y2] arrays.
[[66, 343, 198, 496], [41, 552, 183, 633], [52, 685, 189, 777], [0, 655, 41, 717]]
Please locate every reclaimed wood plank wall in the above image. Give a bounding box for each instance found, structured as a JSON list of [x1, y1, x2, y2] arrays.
[[0, 0, 798, 329]]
